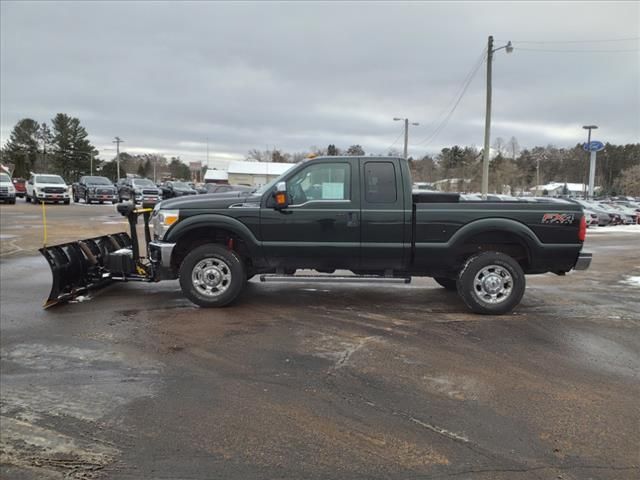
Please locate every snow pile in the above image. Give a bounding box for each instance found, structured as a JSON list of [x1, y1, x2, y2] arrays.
[[621, 276, 640, 288], [588, 224, 640, 234]]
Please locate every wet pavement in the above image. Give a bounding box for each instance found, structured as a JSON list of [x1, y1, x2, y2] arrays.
[[1, 203, 639, 479]]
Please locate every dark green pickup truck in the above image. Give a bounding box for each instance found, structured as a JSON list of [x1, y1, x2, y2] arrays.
[[144, 156, 591, 314]]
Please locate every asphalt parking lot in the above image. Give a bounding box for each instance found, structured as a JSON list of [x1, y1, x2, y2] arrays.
[[1, 201, 639, 479]]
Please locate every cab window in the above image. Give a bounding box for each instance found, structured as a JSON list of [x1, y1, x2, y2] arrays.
[[287, 162, 350, 205], [364, 162, 397, 203]]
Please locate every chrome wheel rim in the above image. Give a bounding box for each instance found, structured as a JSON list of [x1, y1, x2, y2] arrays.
[[191, 257, 232, 297], [473, 265, 513, 304]]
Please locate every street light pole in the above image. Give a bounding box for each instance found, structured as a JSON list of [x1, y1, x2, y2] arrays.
[[113, 136, 124, 180], [582, 125, 598, 199], [481, 36, 513, 199], [393, 117, 420, 159]]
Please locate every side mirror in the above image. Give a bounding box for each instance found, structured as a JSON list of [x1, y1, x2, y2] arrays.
[[274, 181, 289, 209]]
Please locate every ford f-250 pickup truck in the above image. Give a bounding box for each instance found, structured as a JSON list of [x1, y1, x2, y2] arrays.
[[40, 156, 591, 314]]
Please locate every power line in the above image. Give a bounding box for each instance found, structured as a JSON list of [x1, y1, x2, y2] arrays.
[[513, 47, 639, 53], [497, 37, 640, 44], [387, 128, 405, 151], [413, 48, 486, 146]]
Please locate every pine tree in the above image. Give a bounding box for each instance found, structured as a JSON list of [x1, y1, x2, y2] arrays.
[[50, 113, 94, 181], [2, 118, 41, 178]]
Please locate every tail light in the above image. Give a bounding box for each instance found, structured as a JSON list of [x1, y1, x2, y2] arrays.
[[578, 215, 587, 242]]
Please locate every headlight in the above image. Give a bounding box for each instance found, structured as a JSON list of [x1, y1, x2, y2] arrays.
[[8, 185, 15, 193], [89, 187, 96, 193], [152, 209, 179, 240], [134, 188, 142, 195]]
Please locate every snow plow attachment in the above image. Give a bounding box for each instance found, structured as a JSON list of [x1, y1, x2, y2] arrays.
[[39, 233, 133, 308]]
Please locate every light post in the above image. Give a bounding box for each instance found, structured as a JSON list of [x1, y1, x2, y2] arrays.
[[481, 36, 513, 198], [582, 125, 598, 199], [113, 137, 124, 180], [393, 117, 420, 159]]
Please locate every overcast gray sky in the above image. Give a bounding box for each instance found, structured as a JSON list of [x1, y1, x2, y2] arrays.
[[1, 1, 638, 164]]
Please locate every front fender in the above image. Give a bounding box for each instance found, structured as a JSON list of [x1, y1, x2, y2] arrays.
[[165, 214, 263, 260]]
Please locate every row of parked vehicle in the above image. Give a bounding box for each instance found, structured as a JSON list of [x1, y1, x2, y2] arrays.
[[456, 193, 640, 226], [0, 172, 255, 205]]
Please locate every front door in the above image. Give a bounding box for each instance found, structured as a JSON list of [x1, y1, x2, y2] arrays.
[[260, 159, 360, 270]]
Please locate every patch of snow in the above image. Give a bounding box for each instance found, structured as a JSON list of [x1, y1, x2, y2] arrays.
[[621, 276, 640, 288], [588, 224, 640, 234], [69, 295, 91, 303]]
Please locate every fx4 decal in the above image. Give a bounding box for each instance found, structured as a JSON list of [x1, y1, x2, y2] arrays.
[[542, 213, 575, 225]]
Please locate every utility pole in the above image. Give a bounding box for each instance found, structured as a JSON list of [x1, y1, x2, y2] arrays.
[[582, 125, 598, 199], [481, 36, 513, 198], [206, 137, 209, 169], [113, 136, 124, 180], [393, 117, 419, 159], [481, 36, 494, 198]]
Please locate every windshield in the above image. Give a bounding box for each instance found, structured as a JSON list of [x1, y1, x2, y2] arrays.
[[36, 175, 65, 184], [254, 176, 283, 195], [0, 173, 10, 183], [172, 181, 190, 188], [85, 176, 112, 185], [133, 179, 155, 187]]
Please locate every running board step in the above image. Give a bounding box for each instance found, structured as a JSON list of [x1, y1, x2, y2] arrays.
[[259, 274, 412, 284]]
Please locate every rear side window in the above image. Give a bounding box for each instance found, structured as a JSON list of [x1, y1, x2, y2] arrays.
[[364, 162, 397, 203]]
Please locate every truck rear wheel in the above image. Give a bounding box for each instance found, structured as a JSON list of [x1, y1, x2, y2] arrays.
[[457, 251, 525, 315], [434, 277, 457, 290], [179, 243, 245, 307]]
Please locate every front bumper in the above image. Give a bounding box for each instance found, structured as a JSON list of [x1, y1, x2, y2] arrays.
[[574, 252, 592, 271], [36, 193, 70, 200], [0, 192, 16, 200], [148, 240, 176, 269]]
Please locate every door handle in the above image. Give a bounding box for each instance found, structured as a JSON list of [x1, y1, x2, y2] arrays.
[[347, 211, 359, 227]]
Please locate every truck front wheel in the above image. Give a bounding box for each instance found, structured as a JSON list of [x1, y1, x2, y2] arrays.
[[179, 243, 245, 307], [457, 251, 525, 315]]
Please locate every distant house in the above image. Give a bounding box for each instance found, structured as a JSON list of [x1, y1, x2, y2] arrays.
[[529, 182, 598, 197], [227, 161, 294, 187], [203, 169, 229, 184]]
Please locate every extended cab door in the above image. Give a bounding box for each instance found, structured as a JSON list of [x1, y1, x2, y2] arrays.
[[260, 158, 360, 270], [360, 160, 407, 270]]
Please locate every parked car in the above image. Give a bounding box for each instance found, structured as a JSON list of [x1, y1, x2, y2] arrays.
[[0, 172, 17, 204], [73, 175, 118, 204], [118, 177, 162, 204], [12, 177, 26, 198], [199, 184, 255, 195], [158, 181, 198, 199], [583, 209, 599, 227], [571, 200, 613, 226], [25, 173, 70, 204]]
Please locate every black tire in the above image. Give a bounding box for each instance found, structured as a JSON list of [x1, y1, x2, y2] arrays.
[[9, 199, 16, 204], [73, 192, 79, 203], [179, 243, 245, 307], [85, 192, 90, 204], [64, 199, 70, 205], [457, 251, 525, 315], [25, 195, 31, 203], [434, 277, 457, 290], [112, 200, 118, 204]]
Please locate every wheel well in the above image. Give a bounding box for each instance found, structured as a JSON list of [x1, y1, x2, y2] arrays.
[[458, 231, 530, 271], [171, 227, 252, 273]]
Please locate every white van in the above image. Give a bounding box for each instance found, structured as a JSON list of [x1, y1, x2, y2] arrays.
[[26, 173, 70, 204]]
